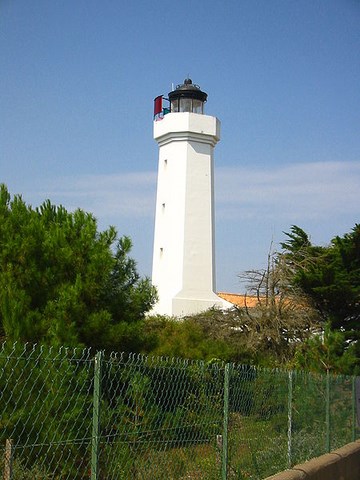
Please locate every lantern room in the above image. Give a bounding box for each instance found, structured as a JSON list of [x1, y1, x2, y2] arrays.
[[168, 78, 207, 114]]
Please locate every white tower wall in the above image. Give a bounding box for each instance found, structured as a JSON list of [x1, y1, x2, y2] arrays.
[[151, 112, 230, 316]]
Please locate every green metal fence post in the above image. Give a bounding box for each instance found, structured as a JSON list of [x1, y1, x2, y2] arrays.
[[352, 376, 356, 442], [91, 351, 103, 480], [287, 371, 293, 468], [221, 363, 231, 480], [325, 370, 330, 453]]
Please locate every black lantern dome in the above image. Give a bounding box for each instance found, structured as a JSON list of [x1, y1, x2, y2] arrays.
[[168, 78, 207, 114]]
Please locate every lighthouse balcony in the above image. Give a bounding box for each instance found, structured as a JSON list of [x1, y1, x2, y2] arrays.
[[153, 112, 220, 146]]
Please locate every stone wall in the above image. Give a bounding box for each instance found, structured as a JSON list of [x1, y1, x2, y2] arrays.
[[265, 440, 360, 480]]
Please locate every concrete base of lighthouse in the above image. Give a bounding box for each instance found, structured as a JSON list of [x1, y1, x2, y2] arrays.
[[172, 291, 233, 317], [150, 290, 233, 318]]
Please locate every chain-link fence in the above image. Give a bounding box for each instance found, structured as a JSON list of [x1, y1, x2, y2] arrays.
[[0, 343, 358, 479]]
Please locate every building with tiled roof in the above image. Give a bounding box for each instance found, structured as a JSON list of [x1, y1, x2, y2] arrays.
[[217, 292, 260, 308]]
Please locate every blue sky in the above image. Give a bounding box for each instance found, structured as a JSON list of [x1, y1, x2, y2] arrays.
[[1, 0, 359, 293]]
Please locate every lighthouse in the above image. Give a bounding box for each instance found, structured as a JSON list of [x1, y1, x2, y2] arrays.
[[151, 79, 230, 316]]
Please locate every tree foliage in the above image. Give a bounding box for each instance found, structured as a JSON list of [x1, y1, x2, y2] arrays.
[[236, 246, 321, 364], [281, 225, 360, 336], [144, 306, 272, 364], [234, 224, 359, 371], [0, 184, 157, 350], [279, 224, 360, 373], [291, 322, 358, 375]]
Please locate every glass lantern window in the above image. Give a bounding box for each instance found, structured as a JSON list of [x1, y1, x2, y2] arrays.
[[171, 99, 179, 113], [179, 98, 192, 112], [192, 99, 203, 114], [170, 97, 205, 113]]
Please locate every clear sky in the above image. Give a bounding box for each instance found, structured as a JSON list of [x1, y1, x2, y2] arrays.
[[1, 0, 359, 293]]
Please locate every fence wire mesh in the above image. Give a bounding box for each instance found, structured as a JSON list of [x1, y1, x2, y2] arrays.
[[0, 343, 358, 480]]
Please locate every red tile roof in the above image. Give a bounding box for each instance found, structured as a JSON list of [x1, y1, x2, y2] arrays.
[[217, 292, 260, 308]]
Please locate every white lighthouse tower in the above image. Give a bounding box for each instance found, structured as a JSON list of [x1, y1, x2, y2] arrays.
[[151, 79, 229, 316]]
